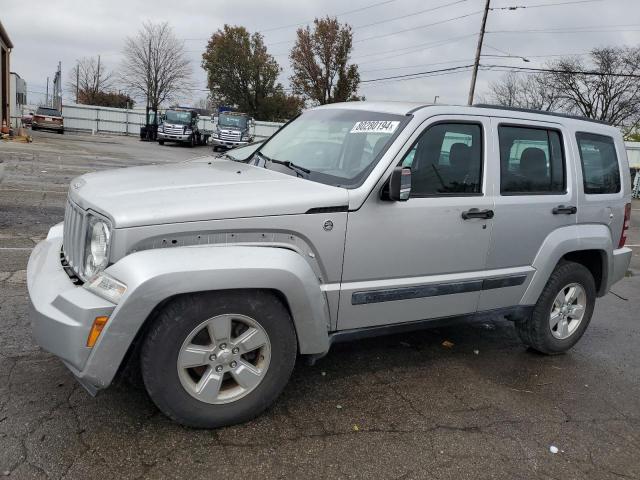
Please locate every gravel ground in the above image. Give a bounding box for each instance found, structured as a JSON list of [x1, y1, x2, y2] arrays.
[[1, 131, 639, 479]]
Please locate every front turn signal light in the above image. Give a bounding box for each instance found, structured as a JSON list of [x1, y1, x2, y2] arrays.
[[87, 316, 110, 347]]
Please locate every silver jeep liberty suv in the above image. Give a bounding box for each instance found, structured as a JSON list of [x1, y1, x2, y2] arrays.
[[28, 102, 632, 428]]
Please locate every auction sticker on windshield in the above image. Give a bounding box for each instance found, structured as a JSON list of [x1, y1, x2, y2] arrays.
[[350, 121, 400, 134]]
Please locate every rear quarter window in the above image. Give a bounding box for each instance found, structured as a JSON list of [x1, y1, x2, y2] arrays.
[[576, 132, 621, 194]]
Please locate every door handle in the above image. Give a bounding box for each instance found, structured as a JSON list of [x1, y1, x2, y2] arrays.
[[552, 205, 577, 215], [462, 208, 494, 220]]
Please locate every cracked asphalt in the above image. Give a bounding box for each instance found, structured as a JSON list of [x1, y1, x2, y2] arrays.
[[1, 131, 639, 479]]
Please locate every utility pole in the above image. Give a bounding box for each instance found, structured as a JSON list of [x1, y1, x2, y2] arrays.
[[467, 0, 491, 106], [45, 77, 49, 106], [96, 55, 101, 98], [75, 62, 79, 103]]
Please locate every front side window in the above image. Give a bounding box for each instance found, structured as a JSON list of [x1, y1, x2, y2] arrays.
[[499, 126, 565, 194], [256, 109, 408, 187], [576, 132, 621, 194], [401, 123, 483, 196]]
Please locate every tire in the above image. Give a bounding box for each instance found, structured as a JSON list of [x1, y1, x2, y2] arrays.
[[158, 140, 165, 145], [516, 261, 596, 354], [140, 290, 297, 428], [59, 129, 64, 135], [188, 135, 195, 148]]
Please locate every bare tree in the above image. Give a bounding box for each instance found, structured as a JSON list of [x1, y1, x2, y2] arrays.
[[486, 47, 640, 132], [121, 21, 191, 115], [547, 47, 640, 131], [289, 17, 360, 105], [488, 71, 563, 111], [67, 56, 113, 105]]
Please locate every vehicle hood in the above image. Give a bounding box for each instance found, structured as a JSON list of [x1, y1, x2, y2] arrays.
[[69, 159, 349, 228]]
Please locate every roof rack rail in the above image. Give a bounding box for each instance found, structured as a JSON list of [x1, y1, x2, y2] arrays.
[[473, 104, 611, 126]]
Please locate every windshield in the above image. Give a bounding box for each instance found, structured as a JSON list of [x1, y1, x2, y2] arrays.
[[165, 110, 192, 125], [219, 113, 248, 129], [256, 109, 407, 187], [37, 107, 61, 117]]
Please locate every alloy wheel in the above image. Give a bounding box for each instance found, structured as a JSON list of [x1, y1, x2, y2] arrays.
[[177, 314, 271, 404]]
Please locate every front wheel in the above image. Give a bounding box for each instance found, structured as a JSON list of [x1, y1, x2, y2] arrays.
[[158, 140, 164, 145], [516, 261, 596, 354], [140, 291, 297, 428]]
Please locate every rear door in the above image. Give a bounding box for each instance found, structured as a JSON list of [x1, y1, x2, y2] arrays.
[[478, 118, 577, 311], [338, 115, 495, 330]]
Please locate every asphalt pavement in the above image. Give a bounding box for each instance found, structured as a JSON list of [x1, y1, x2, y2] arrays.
[[0, 131, 639, 479]]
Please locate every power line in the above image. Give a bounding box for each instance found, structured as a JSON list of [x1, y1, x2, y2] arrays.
[[489, 0, 601, 10], [270, 7, 480, 48], [259, 0, 398, 33], [182, 0, 398, 41], [361, 64, 474, 83], [361, 67, 474, 88], [354, 10, 482, 43], [480, 64, 640, 78], [354, 34, 478, 64], [353, 0, 468, 30], [360, 58, 475, 73], [487, 24, 640, 34]]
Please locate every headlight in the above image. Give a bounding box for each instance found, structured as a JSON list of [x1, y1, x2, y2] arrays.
[[83, 217, 111, 279], [84, 272, 127, 304], [185, 128, 192, 135], [158, 124, 164, 133], [241, 134, 249, 141]]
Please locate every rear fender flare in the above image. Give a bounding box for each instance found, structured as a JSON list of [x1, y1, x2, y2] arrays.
[[521, 224, 612, 305]]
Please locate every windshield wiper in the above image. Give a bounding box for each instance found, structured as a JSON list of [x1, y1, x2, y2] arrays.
[[258, 152, 311, 177]]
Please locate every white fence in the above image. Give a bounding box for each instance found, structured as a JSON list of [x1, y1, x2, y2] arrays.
[[29, 103, 285, 139]]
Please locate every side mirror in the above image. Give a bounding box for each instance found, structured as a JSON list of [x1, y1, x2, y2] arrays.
[[387, 166, 412, 201]]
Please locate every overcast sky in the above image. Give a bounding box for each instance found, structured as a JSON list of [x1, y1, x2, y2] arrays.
[[3, 0, 640, 108]]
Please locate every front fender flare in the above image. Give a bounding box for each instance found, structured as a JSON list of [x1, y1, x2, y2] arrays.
[[85, 245, 331, 388]]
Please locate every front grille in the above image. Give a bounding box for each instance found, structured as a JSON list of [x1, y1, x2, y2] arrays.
[[220, 130, 241, 141], [62, 198, 87, 278], [164, 125, 185, 135]]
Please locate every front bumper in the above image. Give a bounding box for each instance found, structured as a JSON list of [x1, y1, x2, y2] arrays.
[[157, 132, 191, 142], [212, 137, 250, 149], [32, 121, 63, 131], [27, 224, 115, 392]]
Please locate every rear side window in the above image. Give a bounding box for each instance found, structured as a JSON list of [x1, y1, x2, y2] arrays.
[[499, 126, 565, 194], [402, 123, 483, 196], [576, 133, 621, 194]]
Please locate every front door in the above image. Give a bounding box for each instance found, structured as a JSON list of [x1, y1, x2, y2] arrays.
[[338, 116, 495, 330]]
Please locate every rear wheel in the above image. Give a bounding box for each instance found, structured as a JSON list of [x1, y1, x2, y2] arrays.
[[140, 291, 297, 428], [516, 261, 595, 354]]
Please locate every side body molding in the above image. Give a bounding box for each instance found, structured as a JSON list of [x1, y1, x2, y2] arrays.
[[88, 245, 331, 388], [521, 224, 612, 305]]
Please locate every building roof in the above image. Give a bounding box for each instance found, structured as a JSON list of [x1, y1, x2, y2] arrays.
[[0, 21, 13, 49]]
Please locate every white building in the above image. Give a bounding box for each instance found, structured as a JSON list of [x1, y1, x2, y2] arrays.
[[625, 142, 640, 170], [9, 72, 26, 127]]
